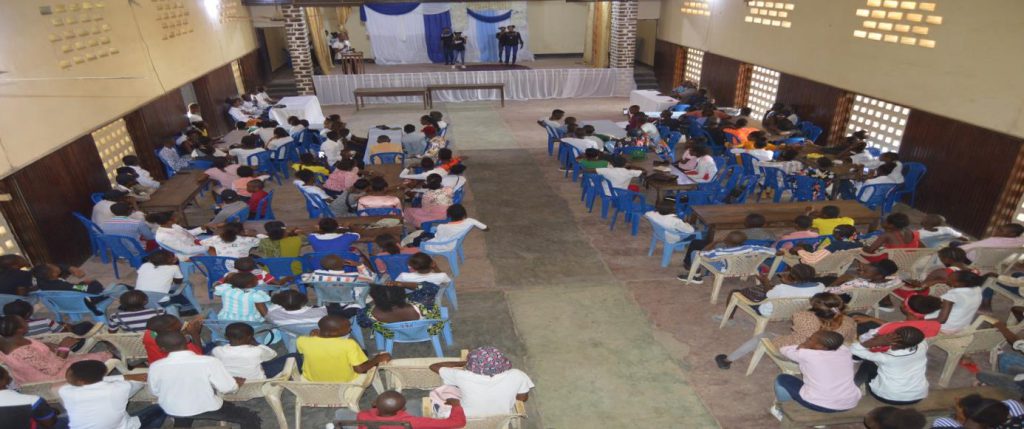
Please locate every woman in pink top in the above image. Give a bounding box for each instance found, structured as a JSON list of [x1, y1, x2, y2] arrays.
[[0, 315, 112, 384], [404, 173, 454, 228], [774, 215, 820, 250], [773, 331, 861, 417], [201, 157, 241, 192], [357, 177, 403, 211], [323, 158, 361, 197]]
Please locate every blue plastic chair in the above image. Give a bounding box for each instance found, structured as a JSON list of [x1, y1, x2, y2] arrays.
[[72, 212, 108, 263], [90, 192, 105, 204], [759, 167, 789, 202], [0, 294, 34, 309], [609, 189, 651, 236], [271, 143, 298, 178], [866, 147, 882, 157], [590, 175, 618, 219], [369, 152, 405, 165], [673, 104, 690, 112], [646, 218, 698, 267], [666, 131, 683, 151], [246, 151, 282, 185], [155, 149, 176, 178], [899, 162, 927, 207], [306, 281, 370, 308], [739, 153, 760, 177], [32, 291, 113, 324], [97, 234, 153, 279], [563, 146, 582, 181], [203, 312, 278, 345], [856, 183, 900, 212], [675, 190, 716, 218], [374, 307, 452, 358], [224, 207, 250, 223], [542, 123, 562, 156], [789, 175, 827, 202], [798, 122, 823, 143], [419, 219, 449, 234], [296, 185, 335, 219], [580, 172, 598, 205], [372, 254, 412, 280], [251, 190, 275, 220], [302, 251, 361, 272], [278, 320, 365, 352], [774, 236, 825, 251], [190, 256, 237, 299], [357, 208, 402, 217], [731, 175, 759, 204], [421, 234, 468, 277], [452, 188, 465, 204]]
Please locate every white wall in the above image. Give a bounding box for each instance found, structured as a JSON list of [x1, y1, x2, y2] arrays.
[[658, 0, 1024, 139]]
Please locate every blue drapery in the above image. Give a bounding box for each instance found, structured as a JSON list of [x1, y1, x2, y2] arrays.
[[466, 8, 512, 23], [423, 11, 452, 64], [360, 2, 420, 21], [469, 9, 507, 62]]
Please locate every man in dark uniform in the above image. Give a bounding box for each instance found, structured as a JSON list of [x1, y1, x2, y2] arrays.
[[496, 26, 507, 63], [440, 27, 455, 66], [502, 25, 525, 65]]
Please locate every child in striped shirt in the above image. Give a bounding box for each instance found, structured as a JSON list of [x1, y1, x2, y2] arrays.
[[108, 291, 164, 333], [2, 299, 76, 336], [214, 272, 271, 322]]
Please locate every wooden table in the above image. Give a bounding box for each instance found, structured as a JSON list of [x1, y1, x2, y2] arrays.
[[339, 52, 365, 75], [139, 171, 207, 227], [244, 216, 403, 244], [426, 83, 505, 108], [691, 200, 879, 237], [353, 87, 429, 111]]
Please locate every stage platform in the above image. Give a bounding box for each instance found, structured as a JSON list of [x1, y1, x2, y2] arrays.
[[313, 57, 636, 106]]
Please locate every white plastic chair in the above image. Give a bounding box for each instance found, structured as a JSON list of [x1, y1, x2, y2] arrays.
[[264, 366, 382, 429], [9, 358, 122, 402], [845, 286, 901, 317], [971, 247, 1024, 276], [860, 248, 938, 281], [746, 337, 801, 376], [92, 332, 149, 364], [987, 275, 1024, 316], [378, 350, 467, 392], [770, 248, 861, 277], [421, 397, 527, 429], [930, 315, 1012, 387], [30, 323, 104, 355], [720, 294, 810, 336], [682, 250, 776, 304]]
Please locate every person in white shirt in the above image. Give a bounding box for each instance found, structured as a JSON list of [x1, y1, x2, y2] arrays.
[[266, 127, 294, 151], [536, 109, 565, 132], [917, 214, 964, 248], [561, 128, 601, 154], [856, 162, 900, 202], [212, 323, 298, 381], [227, 98, 254, 125], [228, 135, 267, 166], [400, 158, 449, 181], [92, 190, 145, 225], [133, 250, 194, 311], [121, 155, 160, 189], [595, 156, 644, 193], [727, 264, 825, 318], [675, 144, 717, 185], [0, 366, 60, 428], [928, 271, 986, 334], [158, 140, 191, 172], [253, 87, 276, 108], [147, 332, 261, 427], [287, 116, 306, 135], [644, 206, 695, 244], [60, 360, 166, 429], [581, 125, 605, 147], [185, 103, 203, 125], [425, 204, 486, 252], [878, 152, 904, 184], [239, 94, 261, 117], [429, 346, 533, 418], [851, 327, 929, 405], [255, 121, 278, 145], [321, 130, 344, 166], [151, 211, 208, 285], [441, 164, 468, 191]]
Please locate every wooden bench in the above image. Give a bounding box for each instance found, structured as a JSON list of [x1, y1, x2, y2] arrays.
[[779, 385, 1014, 428], [353, 87, 429, 111], [426, 83, 506, 107]]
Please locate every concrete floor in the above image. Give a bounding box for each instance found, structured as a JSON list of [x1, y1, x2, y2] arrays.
[[72, 96, 1001, 428]]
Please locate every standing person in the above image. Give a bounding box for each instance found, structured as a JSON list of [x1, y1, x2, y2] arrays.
[[495, 27, 507, 63], [502, 25, 525, 65], [441, 27, 455, 67], [452, 31, 467, 69]]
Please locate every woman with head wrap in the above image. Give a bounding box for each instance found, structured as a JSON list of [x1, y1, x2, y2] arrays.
[[429, 346, 534, 417]]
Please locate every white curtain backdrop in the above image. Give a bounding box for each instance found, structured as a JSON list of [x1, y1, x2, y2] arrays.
[[313, 68, 636, 105], [463, 9, 534, 63], [364, 6, 431, 65], [420, 3, 451, 15]]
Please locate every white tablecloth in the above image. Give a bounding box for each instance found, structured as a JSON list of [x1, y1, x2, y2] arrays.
[[629, 90, 678, 113], [364, 126, 405, 163], [313, 68, 636, 105], [269, 96, 326, 128], [585, 120, 627, 139]]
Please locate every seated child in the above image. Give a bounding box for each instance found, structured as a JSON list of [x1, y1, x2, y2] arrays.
[[212, 323, 299, 380], [59, 360, 164, 429], [308, 217, 361, 253], [300, 254, 376, 285], [2, 299, 92, 336], [825, 260, 902, 296], [424, 204, 487, 252], [727, 263, 825, 317], [257, 221, 306, 258], [643, 205, 696, 243], [357, 177, 403, 211], [231, 166, 269, 198], [292, 153, 330, 176], [802, 157, 835, 199], [680, 231, 776, 282], [852, 295, 943, 340], [773, 331, 861, 416], [31, 263, 126, 314], [931, 271, 987, 334], [851, 327, 929, 405], [207, 190, 249, 226], [895, 246, 976, 300], [576, 148, 609, 170], [266, 290, 331, 326], [809, 205, 855, 235], [323, 158, 360, 198], [741, 213, 775, 242], [296, 315, 390, 382], [245, 179, 269, 219], [792, 224, 862, 266], [142, 314, 204, 364], [917, 213, 964, 248], [108, 290, 165, 333], [774, 215, 819, 250], [388, 253, 446, 307], [133, 250, 193, 311], [216, 257, 290, 289], [931, 394, 1024, 428], [214, 273, 271, 322]]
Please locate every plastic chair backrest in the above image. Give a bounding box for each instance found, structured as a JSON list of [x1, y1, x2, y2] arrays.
[[373, 254, 412, 280], [667, 131, 683, 151], [302, 251, 361, 271], [452, 188, 464, 204], [790, 175, 826, 202], [278, 323, 319, 352], [420, 219, 449, 234], [774, 236, 824, 250], [190, 256, 236, 285], [369, 152, 405, 165], [381, 315, 447, 343], [308, 233, 359, 254], [798, 122, 823, 142], [675, 190, 716, 217], [90, 192, 105, 204], [253, 190, 275, 220], [302, 193, 335, 219], [98, 234, 147, 264], [33, 291, 105, 317], [595, 175, 616, 198], [225, 207, 250, 223], [271, 142, 296, 162], [308, 281, 370, 306], [731, 174, 759, 203], [739, 153, 760, 176], [542, 124, 560, 139], [357, 208, 402, 217], [72, 212, 104, 236], [866, 147, 882, 157], [760, 167, 788, 192], [155, 149, 176, 178], [648, 218, 697, 245], [902, 162, 927, 190], [204, 319, 276, 344], [857, 183, 899, 210], [246, 150, 274, 170], [258, 257, 304, 277]]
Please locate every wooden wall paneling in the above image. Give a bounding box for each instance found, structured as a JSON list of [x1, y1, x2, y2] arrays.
[[899, 110, 1024, 237], [123, 88, 189, 180], [776, 74, 846, 144], [699, 52, 741, 108], [986, 146, 1024, 237], [652, 39, 679, 94], [1, 135, 110, 265], [734, 63, 753, 108], [238, 50, 264, 94], [827, 92, 855, 147], [193, 64, 240, 136], [672, 45, 686, 89]]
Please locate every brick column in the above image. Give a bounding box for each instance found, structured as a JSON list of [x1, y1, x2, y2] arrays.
[[609, 0, 638, 68], [282, 5, 315, 95]]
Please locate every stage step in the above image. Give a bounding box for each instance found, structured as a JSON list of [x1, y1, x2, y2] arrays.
[[633, 65, 660, 91]]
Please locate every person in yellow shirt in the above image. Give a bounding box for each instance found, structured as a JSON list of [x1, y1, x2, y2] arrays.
[[809, 205, 855, 235], [296, 315, 391, 382], [292, 153, 331, 176], [369, 135, 404, 160]]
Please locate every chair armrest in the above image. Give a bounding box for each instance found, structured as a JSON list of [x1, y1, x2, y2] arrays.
[[731, 293, 759, 307]]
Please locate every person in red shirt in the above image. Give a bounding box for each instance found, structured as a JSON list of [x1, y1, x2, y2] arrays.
[[142, 314, 204, 364], [356, 390, 465, 429], [436, 148, 464, 171], [851, 294, 943, 352], [245, 180, 269, 219]]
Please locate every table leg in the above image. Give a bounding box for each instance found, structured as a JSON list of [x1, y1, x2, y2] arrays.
[[500, 88, 505, 107], [178, 206, 190, 229], [355, 95, 361, 111]]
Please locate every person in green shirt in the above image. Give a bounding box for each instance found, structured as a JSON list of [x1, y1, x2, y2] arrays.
[[577, 148, 609, 170]]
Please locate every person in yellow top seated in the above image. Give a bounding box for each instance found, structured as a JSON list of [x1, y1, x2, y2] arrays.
[[809, 205, 855, 235], [369, 136, 404, 160], [296, 315, 391, 382], [292, 153, 331, 176]]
